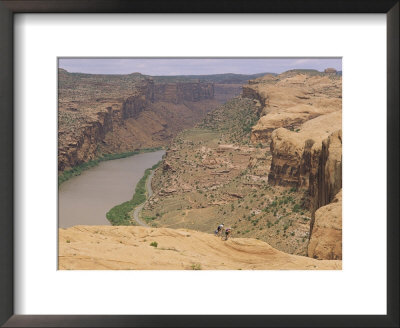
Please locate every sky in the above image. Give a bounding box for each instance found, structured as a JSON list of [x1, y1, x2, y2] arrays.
[[58, 58, 342, 76]]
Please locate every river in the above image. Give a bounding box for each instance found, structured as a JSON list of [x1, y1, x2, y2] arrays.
[[58, 150, 165, 228]]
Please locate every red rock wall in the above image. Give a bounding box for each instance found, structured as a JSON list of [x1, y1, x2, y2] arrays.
[[153, 82, 214, 104], [58, 109, 113, 171], [59, 81, 215, 172]]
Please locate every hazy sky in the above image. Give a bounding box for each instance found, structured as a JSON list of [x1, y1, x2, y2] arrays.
[[58, 58, 342, 76]]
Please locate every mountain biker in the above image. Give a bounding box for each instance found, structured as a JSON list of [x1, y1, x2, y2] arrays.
[[215, 223, 224, 236], [224, 227, 232, 240]]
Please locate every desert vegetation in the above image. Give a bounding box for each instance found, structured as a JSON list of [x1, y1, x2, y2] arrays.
[[106, 161, 161, 225]]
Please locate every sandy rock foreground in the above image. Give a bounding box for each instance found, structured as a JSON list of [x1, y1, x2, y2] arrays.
[[59, 226, 341, 270]]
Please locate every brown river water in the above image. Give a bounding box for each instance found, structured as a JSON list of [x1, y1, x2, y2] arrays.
[[58, 150, 165, 228]]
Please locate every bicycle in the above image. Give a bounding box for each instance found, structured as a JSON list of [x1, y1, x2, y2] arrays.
[[221, 229, 232, 241], [214, 229, 223, 237]]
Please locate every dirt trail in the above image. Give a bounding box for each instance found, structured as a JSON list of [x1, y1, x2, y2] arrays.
[[132, 170, 155, 227], [59, 225, 342, 270]]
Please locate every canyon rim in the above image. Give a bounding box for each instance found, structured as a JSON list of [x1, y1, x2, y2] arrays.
[[58, 58, 342, 270]]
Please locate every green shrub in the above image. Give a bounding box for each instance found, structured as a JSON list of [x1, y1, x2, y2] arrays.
[[191, 263, 202, 270], [145, 216, 157, 222], [150, 241, 158, 247], [292, 204, 301, 213], [106, 161, 161, 225]]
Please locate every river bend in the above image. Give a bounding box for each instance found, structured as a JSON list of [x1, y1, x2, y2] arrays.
[[58, 150, 165, 228]]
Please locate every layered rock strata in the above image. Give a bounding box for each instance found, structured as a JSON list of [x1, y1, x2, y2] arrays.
[[245, 71, 341, 142], [241, 70, 342, 260], [58, 70, 219, 172]]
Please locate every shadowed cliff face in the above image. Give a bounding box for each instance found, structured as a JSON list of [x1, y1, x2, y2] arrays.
[[153, 82, 214, 104], [58, 70, 226, 172], [308, 190, 342, 260]]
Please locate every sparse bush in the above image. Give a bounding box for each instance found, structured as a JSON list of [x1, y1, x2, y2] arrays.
[[191, 263, 202, 270], [150, 241, 158, 247], [292, 204, 301, 213]]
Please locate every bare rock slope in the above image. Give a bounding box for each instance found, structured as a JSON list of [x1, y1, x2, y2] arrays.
[[59, 226, 341, 270], [245, 70, 342, 142]]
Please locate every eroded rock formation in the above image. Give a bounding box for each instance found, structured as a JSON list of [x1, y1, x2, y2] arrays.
[[58, 70, 220, 172], [308, 190, 342, 260], [245, 71, 341, 142], [241, 70, 342, 260]]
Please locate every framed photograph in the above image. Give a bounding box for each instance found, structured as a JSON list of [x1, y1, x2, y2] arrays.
[[0, 1, 398, 327]]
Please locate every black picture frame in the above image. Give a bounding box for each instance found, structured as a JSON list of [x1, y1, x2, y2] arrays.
[[0, 1, 398, 327]]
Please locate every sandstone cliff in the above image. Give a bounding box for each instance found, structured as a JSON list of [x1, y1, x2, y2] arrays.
[[153, 82, 214, 103], [58, 70, 220, 172], [268, 112, 342, 190], [244, 71, 341, 142], [308, 190, 342, 260], [241, 70, 342, 259]]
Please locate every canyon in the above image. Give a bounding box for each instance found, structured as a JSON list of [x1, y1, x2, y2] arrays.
[[58, 69, 258, 172], [58, 68, 342, 268], [138, 69, 342, 260]]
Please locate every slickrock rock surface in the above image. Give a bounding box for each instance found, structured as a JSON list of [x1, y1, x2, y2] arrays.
[[308, 190, 342, 260], [245, 70, 341, 142], [59, 225, 341, 270]]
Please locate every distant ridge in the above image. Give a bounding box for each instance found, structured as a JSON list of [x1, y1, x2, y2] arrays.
[[58, 68, 275, 84], [152, 72, 276, 84]]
